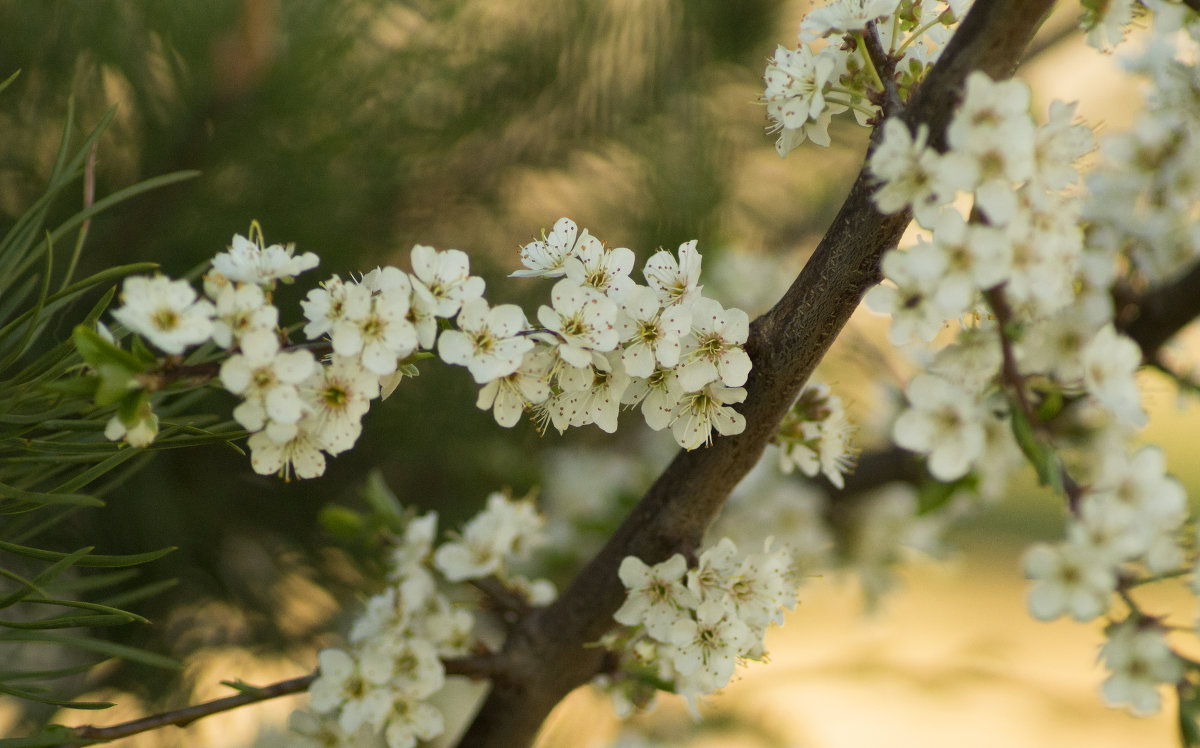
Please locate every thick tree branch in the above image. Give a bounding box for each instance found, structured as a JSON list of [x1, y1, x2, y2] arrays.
[[455, 2, 1058, 746], [1123, 259, 1200, 359]]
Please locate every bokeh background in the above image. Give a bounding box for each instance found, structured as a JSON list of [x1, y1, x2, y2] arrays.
[[1, 1, 1197, 746]]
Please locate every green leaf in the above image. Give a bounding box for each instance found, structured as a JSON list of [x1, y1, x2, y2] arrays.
[[71, 326, 144, 375], [0, 539, 174, 568], [319, 504, 366, 539], [0, 660, 104, 682], [1008, 406, 1062, 493], [0, 613, 136, 630], [0, 547, 91, 608], [362, 468, 405, 523], [1179, 678, 1200, 748], [0, 483, 103, 508], [0, 681, 113, 710], [0, 631, 181, 670], [96, 578, 177, 610]]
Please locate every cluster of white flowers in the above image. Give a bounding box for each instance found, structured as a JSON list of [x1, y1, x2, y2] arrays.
[[502, 217, 751, 449], [102, 216, 755, 476], [866, 70, 1105, 481], [772, 383, 858, 488], [1085, 4, 1200, 284], [852, 2, 1200, 719], [763, 0, 968, 155], [601, 537, 798, 710], [289, 492, 552, 748]]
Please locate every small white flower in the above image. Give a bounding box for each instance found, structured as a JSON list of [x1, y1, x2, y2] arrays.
[[1083, 324, 1146, 428], [1022, 540, 1116, 622], [438, 298, 533, 384], [210, 282, 278, 349], [302, 356, 379, 455], [1100, 622, 1182, 716], [433, 493, 545, 582], [643, 240, 703, 308], [869, 119, 949, 223], [475, 346, 554, 427], [536, 279, 620, 368], [104, 403, 159, 448], [614, 554, 698, 642], [511, 218, 581, 278], [763, 45, 842, 155], [622, 363, 687, 431], [248, 419, 326, 480], [221, 329, 315, 430], [864, 243, 949, 345], [676, 297, 751, 391], [1081, 0, 1136, 52], [301, 275, 371, 341], [617, 285, 691, 377], [670, 382, 747, 450], [409, 244, 485, 318], [940, 73, 1037, 225], [669, 598, 752, 692], [111, 275, 215, 354], [331, 277, 418, 376], [892, 373, 986, 481], [563, 234, 636, 299], [800, 0, 903, 39], [212, 233, 319, 287], [384, 699, 445, 748]]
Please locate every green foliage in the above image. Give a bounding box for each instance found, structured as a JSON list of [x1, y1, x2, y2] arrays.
[[0, 86, 243, 721]]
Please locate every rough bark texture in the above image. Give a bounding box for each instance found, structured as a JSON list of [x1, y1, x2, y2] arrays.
[[456, 2, 1059, 746]]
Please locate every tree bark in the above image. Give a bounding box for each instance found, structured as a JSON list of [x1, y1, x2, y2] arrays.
[[456, 2, 1059, 745]]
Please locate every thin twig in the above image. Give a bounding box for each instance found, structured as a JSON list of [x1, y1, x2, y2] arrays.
[[983, 285, 1084, 512], [59, 672, 317, 746]]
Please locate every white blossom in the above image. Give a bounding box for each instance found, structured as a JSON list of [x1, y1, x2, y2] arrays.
[[111, 275, 215, 354], [212, 233, 319, 287], [438, 298, 533, 383], [1100, 622, 1182, 715], [409, 245, 485, 318]]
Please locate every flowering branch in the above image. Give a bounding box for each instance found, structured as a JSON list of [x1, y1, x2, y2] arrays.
[[455, 1, 1057, 745]]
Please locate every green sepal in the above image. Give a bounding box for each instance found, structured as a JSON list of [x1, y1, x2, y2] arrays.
[[916, 473, 975, 516]]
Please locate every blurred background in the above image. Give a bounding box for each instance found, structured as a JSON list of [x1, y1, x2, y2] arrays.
[[1, 1, 1196, 746]]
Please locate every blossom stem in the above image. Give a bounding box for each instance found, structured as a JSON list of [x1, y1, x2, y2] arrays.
[[862, 22, 904, 115], [822, 95, 882, 120], [983, 284, 1083, 512], [853, 31, 888, 94]]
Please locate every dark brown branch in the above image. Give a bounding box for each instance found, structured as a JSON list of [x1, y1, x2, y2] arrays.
[[454, 2, 1058, 746], [1122, 258, 1200, 360], [59, 673, 316, 746]]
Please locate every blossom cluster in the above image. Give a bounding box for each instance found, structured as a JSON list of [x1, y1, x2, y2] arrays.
[[866, 70, 1104, 480], [772, 383, 858, 488], [602, 537, 798, 710], [101, 215, 755, 480], [503, 217, 751, 449], [858, 5, 1200, 717], [289, 492, 553, 748], [763, 0, 968, 155]]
